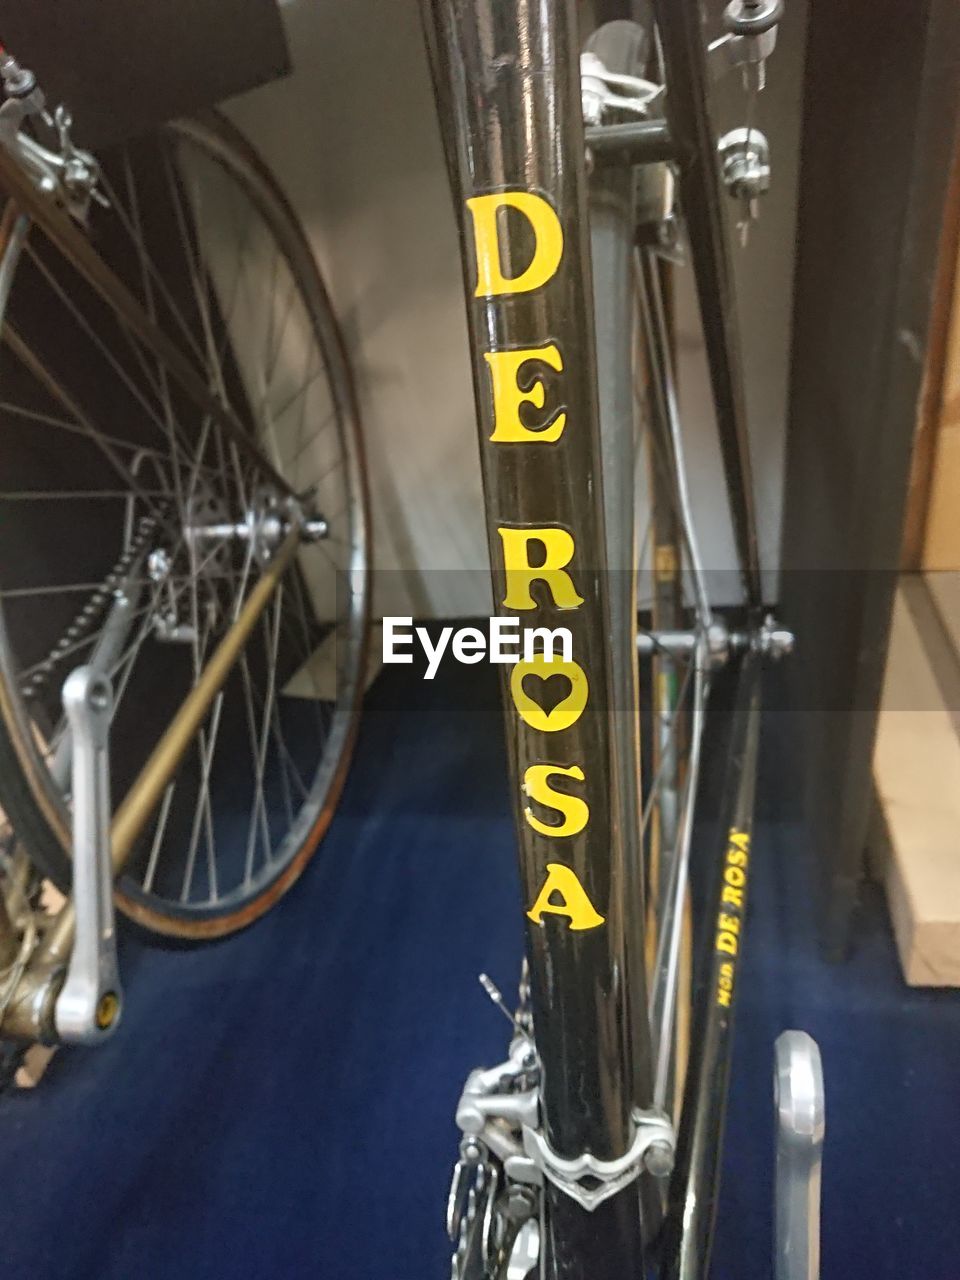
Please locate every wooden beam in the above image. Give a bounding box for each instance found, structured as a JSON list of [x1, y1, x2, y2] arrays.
[[875, 582, 960, 985]]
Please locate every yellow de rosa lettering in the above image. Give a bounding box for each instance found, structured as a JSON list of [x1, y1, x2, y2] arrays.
[[522, 763, 589, 838], [717, 960, 735, 1007], [511, 654, 588, 732], [485, 344, 566, 444], [526, 862, 605, 931], [498, 527, 584, 611], [466, 191, 564, 297], [728, 829, 750, 863], [717, 929, 739, 956], [714, 829, 751, 1001]]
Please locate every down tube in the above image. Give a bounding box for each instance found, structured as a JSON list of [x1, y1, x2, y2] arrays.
[[423, 0, 651, 1275]]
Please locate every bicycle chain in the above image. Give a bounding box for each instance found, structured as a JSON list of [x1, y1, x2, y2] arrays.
[[21, 512, 161, 703], [450, 1158, 499, 1280]]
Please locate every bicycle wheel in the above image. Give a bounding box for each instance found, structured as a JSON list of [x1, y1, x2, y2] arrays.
[[588, 17, 703, 1129], [634, 244, 701, 1127], [0, 110, 370, 939]]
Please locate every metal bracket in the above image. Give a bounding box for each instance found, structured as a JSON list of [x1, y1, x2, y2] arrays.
[[709, 0, 783, 92], [522, 1109, 675, 1212], [719, 127, 771, 201], [0, 51, 105, 220], [580, 52, 662, 126], [757, 614, 795, 660], [54, 667, 122, 1044], [453, 1027, 675, 1213], [584, 120, 675, 168]]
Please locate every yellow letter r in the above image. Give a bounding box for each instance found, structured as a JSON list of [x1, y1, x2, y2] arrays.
[[498, 526, 584, 610]]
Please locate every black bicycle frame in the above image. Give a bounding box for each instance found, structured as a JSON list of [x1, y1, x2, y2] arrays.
[[653, 0, 762, 609], [423, 0, 764, 1276], [661, 653, 762, 1278], [651, 3, 765, 1274]]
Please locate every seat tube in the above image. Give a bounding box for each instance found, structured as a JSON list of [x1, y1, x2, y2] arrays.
[[424, 0, 651, 1273]]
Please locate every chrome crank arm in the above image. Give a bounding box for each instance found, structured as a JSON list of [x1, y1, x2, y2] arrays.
[[54, 667, 122, 1044], [774, 1030, 825, 1280]]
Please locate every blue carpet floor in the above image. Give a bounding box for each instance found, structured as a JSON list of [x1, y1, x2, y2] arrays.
[[0, 660, 958, 1279]]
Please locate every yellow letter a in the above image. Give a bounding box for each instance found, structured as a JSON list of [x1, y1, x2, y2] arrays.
[[465, 192, 564, 297], [527, 863, 605, 931]]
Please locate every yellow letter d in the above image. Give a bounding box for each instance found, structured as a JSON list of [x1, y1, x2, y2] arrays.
[[466, 192, 563, 297]]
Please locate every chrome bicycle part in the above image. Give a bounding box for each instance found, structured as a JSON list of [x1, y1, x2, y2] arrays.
[[758, 614, 795, 659], [522, 1109, 675, 1211], [710, 0, 783, 92], [1, 529, 301, 1046], [54, 667, 122, 1044], [452, 1001, 676, 1217], [580, 52, 662, 126], [775, 1031, 825, 1280], [450, 1161, 496, 1280], [725, 0, 784, 37], [500, 1193, 539, 1280], [0, 52, 40, 103], [184, 490, 329, 558], [636, 616, 794, 664], [446, 977, 543, 1276], [719, 126, 772, 228], [707, 0, 782, 244], [0, 54, 105, 221]]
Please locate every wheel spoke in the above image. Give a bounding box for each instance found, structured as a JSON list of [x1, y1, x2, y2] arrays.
[[98, 160, 210, 369], [24, 243, 210, 484], [243, 587, 284, 886], [178, 535, 259, 904]]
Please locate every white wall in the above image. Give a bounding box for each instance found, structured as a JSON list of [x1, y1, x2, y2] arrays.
[[227, 0, 807, 614]]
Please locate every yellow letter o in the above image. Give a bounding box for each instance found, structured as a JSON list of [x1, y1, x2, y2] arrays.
[[510, 654, 588, 732]]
